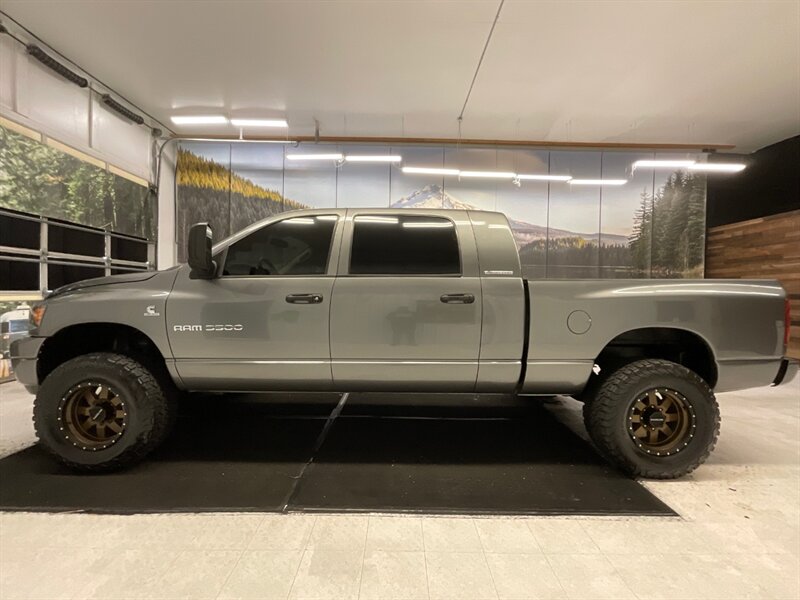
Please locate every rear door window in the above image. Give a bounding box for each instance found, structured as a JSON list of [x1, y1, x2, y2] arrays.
[[349, 215, 460, 275]]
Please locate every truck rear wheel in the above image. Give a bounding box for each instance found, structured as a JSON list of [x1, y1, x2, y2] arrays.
[[34, 352, 175, 472], [583, 358, 720, 479]]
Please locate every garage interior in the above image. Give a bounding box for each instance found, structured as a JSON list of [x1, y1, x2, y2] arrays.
[[0, 1, 799, 599]]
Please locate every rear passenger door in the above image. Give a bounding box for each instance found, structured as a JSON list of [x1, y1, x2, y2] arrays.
[[329, 211, 482, 391]]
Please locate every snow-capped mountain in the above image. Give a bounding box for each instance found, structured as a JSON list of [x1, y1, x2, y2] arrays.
[[391, 184, 629, 247], [391, 184, 475, 210]]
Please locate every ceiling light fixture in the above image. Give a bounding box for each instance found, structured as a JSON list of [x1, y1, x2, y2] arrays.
[[402, 166, 460, 176], [286, 153, 344, 161], [171, 115, 228, 125], [345, 155, 403, 163], [355, 216, 400, 224], [515, 174, 573, 181], [402, 221, 454, 228], [459, 170, 516, 179], [688, 162, 746, 173], [230, 118, 288, 128], [569, 179, 628, 186], [633, 159, 696, 169]]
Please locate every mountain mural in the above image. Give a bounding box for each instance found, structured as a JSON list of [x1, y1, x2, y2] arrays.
[[391, 184, 629, 248]]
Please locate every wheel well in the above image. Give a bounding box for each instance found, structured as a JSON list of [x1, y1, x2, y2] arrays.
[[594, 327, 717, 388], [37, 323, 170, 385]]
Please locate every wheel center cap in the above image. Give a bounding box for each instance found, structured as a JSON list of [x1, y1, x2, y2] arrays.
[[89, 406, 106, 422], [646, 411, 665, 428]]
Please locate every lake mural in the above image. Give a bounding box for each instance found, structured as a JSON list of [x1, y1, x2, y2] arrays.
[[176, 142, 706, 278]]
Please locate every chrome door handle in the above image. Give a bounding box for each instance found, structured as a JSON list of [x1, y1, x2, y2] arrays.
[[440, 293, 475, 304], [286, 293, 323, 304]]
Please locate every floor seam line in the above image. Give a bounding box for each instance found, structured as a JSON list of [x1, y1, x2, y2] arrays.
[[280, 392, 350, 512]]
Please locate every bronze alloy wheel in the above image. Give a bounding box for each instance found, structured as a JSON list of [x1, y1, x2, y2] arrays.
[[58, 382, 128, 451], [627, 388, 695, 457]]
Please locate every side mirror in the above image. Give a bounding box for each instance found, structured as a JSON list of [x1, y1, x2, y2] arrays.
[[188, 222, 217, 279]]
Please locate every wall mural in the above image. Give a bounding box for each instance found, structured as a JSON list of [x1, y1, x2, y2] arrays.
[[0, 124, 154, 240], [176, 142, 706, 278]]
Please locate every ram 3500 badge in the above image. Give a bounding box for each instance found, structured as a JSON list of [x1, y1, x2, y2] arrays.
[[10, 209, 797, 477]]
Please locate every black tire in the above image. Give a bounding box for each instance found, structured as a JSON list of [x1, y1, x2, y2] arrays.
[[34, 352, 175, 472], [583, 358, 720, 479]]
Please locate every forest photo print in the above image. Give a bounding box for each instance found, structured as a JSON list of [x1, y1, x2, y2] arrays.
[[176, 141, 706, 278]]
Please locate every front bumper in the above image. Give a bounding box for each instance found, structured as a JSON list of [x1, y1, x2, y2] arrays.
[[772, 358, 799, 387], [9, 336, 45, 394]]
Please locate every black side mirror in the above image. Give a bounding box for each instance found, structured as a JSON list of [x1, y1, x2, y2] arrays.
[[188, 222, 217, 279]]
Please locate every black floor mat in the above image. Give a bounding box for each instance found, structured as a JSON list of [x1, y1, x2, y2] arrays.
[[0, 394, 675, 516]]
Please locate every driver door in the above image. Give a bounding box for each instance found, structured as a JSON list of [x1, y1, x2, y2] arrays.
[[167, 212, 344, 391]]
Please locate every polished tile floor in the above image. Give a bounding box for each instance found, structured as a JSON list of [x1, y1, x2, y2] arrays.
[[0, 378, 798, 599]]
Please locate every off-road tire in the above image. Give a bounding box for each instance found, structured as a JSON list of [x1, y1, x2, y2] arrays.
[[583, 359, 720, 479], [34, 352, 175, 472]]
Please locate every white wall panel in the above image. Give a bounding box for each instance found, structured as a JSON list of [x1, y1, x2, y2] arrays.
[[0, 33, 153, 182], [0, 37, 16, 110], [24, 53, 90, 146], [157, 142, 177, 268], [91, 95, 152, 180]]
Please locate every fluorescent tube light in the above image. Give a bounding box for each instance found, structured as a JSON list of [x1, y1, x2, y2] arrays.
[[402, 221, 454, 228], [355, 216, 399, 224], [569, 179, 627, 186], [688, 163, 746, 173], [459, 171, 516, 179], [345, 155, 403, 162], [402, 166, 460, 175], [633, 159, 696, 169], [230, 118, 288, 127], [286, 153, 343, 161], [516, 174, 572, 181], [171, 115, 228, 125]]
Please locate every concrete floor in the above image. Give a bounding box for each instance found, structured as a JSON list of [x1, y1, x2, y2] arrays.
[[0, 377, 798, 600]]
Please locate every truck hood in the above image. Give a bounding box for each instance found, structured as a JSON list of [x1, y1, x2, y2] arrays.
[[46, 271, 160, 299]]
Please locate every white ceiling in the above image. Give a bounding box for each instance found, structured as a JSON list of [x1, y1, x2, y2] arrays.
[[2, 0, 799, 152]]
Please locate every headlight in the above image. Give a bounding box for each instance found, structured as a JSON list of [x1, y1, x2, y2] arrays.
[[30, 304, 46, 328]]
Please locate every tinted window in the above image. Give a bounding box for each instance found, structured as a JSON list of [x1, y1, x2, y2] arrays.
[[350, 215, 460, 275], [223, 216, 337, 276]]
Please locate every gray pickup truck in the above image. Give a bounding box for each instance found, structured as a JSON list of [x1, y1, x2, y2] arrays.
[[11, 208, 796, 478]]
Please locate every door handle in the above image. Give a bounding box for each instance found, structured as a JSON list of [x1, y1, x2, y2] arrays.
[[440, 293, 475, 304], [286, 293, 323, 304]]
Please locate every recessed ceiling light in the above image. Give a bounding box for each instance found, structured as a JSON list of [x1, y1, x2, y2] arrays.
[[170, 115, 228, 125], [286, 153, 344, 161], [688, 163, 746, 173], [402, 166, 460, 175], [569, 179, 628, 186], [345, 155, 403, 162], [516, 174, 572, 181], [633, 159, 696, 169], [230, 118, 288, 127], [459, 170, 516, 179]]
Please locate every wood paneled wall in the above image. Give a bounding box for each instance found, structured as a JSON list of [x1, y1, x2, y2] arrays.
[[706, 209, 800, 360]]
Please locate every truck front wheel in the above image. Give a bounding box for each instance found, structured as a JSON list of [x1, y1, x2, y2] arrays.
[[34, 352, 175, 472], [583, 359, 720, 479]]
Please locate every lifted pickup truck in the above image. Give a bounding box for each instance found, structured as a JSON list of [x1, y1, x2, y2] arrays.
[[11, 208, 796, 478]]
